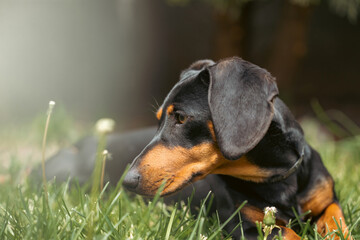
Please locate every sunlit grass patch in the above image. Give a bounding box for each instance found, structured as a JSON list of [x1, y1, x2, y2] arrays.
[[0, 167, 239, 239]]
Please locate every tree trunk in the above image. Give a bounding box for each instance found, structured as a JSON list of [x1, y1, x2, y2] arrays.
[[212, 4, 252, 60], [267, 2, 313, 94]]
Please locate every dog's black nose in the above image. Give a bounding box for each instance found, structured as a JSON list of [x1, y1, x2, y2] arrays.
[[123, 169, 140, 190]]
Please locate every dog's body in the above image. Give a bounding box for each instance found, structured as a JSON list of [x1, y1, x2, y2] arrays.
[[38, 127, 157, 185], [41, 57, 351, 239], [122, 57, 352, 239]]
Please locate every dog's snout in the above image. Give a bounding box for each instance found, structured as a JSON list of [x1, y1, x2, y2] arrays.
[[123, 169, 140, 190]]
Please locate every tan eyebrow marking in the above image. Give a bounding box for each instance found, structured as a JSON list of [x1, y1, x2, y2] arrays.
[[166, 105, 174, 115]]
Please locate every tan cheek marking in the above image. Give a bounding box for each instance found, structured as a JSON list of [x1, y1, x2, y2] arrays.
[[166, 104, 174, 115], [300, 177, 334, 217], [207, 121, 272, 182], [316, 203, 353, 240], [156, 107, 163, 120], [212, 157, 273, 183]]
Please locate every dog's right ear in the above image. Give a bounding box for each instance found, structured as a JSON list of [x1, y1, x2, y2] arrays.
[[180, 59, 215, 80], [207, 57, 278, 160]]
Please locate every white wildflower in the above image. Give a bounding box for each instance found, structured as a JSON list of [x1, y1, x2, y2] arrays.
[[95, 118, 115, 134], [262, 206, 279, 240], [47, 100, 56, 115], [263, 206, 277, 226], [49, 100, 56, 107], [264, 206, 277, 216], [200, 234, 208, 240]]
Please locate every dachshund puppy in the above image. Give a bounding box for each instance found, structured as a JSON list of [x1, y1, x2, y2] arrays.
[[122, 57, 352, 240]]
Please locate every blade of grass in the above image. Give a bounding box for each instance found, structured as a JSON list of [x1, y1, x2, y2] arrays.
[[311, 99, 348, 138], [0, 210, 10, 238], [208, 200, 247, 240], [165, 204, 177, 240], [188, 192, 212, 240], [18, 187, 32, 223]]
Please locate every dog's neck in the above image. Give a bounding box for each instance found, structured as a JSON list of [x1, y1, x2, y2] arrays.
[[246, 98, 306, 177]]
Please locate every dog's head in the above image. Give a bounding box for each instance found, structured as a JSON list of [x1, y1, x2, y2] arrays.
[[123, 57, 279, 196]]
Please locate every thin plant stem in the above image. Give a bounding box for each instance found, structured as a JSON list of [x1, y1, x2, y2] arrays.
[[90, 134, 106, 199], [41, 101, 55, 203], [88, 118, 115, 238], [100, 150, 108, 192]]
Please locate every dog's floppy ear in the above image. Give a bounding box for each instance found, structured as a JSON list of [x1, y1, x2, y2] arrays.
[[208, 57, 279, 160], [180, 59, 215, 80]]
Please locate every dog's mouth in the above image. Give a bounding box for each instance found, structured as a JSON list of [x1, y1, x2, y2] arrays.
[[135, 170, 207, 197], [189, 171, 206, 183]]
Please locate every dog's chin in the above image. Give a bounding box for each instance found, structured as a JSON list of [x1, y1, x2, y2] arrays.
[[161, 172, 208, 197], [133, 181, 189, 198], [134, 172, 206, 198]]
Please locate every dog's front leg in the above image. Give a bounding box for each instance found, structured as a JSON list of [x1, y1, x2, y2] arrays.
[[278, 227, 301, 240], [299, 176, 352, 239], [316, 202, 353, 240]]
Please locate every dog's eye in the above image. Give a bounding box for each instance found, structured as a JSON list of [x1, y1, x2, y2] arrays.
[[175, 112, 187, 124]]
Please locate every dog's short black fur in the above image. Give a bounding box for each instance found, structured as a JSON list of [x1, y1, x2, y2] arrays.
[[40, 57, 351, 239], [122, 57, 351, 239]]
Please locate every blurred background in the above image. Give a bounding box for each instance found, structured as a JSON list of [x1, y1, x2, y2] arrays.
[[1, 0, 359, 131]]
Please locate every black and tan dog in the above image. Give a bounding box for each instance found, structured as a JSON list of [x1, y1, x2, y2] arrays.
[[122, 57, 352, 239]]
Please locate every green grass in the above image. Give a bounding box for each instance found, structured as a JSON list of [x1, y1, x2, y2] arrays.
[[0, 110, 359, 239], [0, 173, 237, 239]]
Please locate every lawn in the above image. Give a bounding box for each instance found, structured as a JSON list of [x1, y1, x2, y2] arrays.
[[0, 106, 359, 239]]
